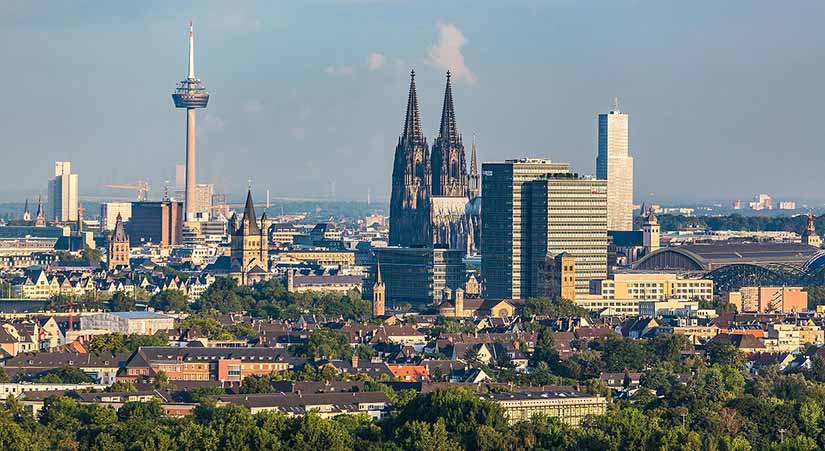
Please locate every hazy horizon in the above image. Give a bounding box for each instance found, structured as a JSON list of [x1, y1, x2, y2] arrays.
[[2, 1, 824, 206]]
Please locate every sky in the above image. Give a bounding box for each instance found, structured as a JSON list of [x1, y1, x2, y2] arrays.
[[1, 0, 824, 205]]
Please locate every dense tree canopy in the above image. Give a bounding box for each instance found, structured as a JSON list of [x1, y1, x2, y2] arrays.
[[86, 333, 168, 354]]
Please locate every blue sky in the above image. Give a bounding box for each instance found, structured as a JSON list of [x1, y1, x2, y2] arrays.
[[1, 1, 824, 204]]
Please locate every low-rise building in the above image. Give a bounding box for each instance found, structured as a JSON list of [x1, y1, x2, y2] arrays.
[[479, 390, 608, 426], [0, 382, 109, 399], [123, 347, 295, 383], [217, 391, 391, 419], [80, 312, 175, 335], [593, 273, 713, 302]]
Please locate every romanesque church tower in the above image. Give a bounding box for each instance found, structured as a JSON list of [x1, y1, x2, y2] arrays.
[[230, 189, 269, 285]]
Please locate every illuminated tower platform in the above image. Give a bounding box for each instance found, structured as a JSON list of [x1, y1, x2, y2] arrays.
[[172, 21, 209, 222]]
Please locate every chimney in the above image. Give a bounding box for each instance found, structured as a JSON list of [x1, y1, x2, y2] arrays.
[[351, 353, 359, 368]]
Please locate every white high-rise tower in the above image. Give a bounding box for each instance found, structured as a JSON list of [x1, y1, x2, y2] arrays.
[[48, 161, 79, 223], [596, 97, 634, 231], [172, 21, 209, 223]]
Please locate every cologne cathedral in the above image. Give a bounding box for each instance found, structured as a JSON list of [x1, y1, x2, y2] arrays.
[[389, 70, 481, 254]]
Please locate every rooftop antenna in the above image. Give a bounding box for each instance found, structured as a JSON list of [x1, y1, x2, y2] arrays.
[[613, 96, 620, 113], [163, 180, 170, 201]]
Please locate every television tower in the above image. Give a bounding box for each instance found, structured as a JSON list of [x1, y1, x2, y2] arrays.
[[171, 21, 209, 222]]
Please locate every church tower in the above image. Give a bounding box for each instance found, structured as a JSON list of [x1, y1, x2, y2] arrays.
[[107, 213, 130, 269], [642, 207, 660, 254], [22, 199, 31, 222], [372, 258, 385, 318], [230, 189, 269, 285], [34, 196, 46, 228], [468, 135, 480, 199], [389, 70, 432, 247], [431, 72, 467, 198], [802, 211, 822, 248]]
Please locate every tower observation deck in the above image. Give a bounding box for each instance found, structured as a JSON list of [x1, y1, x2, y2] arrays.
[[172, 21, 209, 222]]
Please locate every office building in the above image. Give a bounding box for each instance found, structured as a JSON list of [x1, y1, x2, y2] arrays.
[[48, 161, 79, 223], [725, 286, 807, 314], [481, 159, 570, 299], [593, 273, 713, 302], [100, 202, 132, 231], [127, 201, 183, 246], [596, 99, 633, 231], [174, 183, 214, 220], [749, 194, 774, 211], [529, 174, 608, 295], [365, 247, 464, 305]]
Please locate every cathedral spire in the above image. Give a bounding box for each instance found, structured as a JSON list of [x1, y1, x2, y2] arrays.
[[431, 70, 467, 198], [22, 198, 31, 222], [35, 195, 46, 227], [401, 70, 425, 146], [438, 71, 460, 147], [468, 133, 480, 198]]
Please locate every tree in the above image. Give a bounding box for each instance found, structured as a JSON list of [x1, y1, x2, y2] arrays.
[[301, 329, 353, 360], [241, 374, 277, 394], [705, 340, 746, 369], [82, 248, 103, 267], [109, 292, 135, 312], [593, 336, 649, 372], [648, 333, 693, 364], [87, 333, 167, 353], [180, 315, 235, 340], [806, 286, 825, 311], [522, 297, 589, 318], [531, 327, 559, 366], [150, 289, 190, 312], [33, 367, 94, 384], [106, 381, 138, 393], [153, 370, 171, 391]]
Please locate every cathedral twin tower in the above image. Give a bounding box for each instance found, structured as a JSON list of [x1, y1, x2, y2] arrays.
[[389, 71, 480, 254]]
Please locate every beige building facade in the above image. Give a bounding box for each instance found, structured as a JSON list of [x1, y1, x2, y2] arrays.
[[596, 104, 633, 231]]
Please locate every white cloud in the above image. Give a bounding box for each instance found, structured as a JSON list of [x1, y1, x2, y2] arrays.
[[198, 113, 226, 137], [426, 23, 477, 85], [243, 100, 264, 114], [367, 52, 386, 71], [290, 127, 308, 141], [324, 65, 355, 77]]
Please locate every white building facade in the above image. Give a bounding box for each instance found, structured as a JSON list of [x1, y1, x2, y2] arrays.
[[596, 103, 634, 231]]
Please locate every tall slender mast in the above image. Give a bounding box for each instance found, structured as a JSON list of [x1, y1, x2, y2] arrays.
[[188, 21, 195, 80], [172, 21, 209, 223]]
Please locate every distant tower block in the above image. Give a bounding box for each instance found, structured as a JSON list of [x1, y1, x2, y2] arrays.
[[171, 21, 209, 222]]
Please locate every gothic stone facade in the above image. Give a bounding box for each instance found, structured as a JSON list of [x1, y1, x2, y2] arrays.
[[389, 71, 480, 254]]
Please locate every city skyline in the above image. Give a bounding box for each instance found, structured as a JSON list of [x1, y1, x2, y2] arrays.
[[1, 1, 825, 204]]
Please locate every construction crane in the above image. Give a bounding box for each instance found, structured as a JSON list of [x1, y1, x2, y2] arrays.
[[106, 180, 150, 201]]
